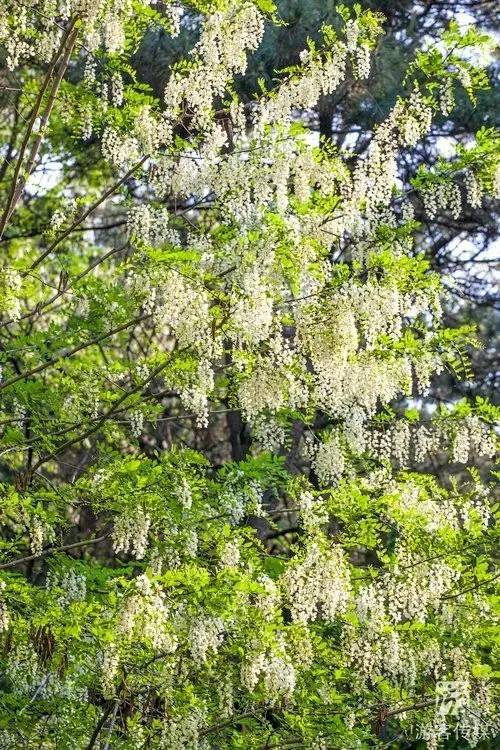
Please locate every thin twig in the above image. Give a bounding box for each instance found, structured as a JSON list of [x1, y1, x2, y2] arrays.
[[0, 533, 110, 570], [0, 16, 80, 238]]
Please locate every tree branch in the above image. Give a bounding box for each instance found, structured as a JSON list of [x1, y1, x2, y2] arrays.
[[0, 532, 110, 570]]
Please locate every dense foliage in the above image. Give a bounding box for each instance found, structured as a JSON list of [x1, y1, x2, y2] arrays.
[[0, 2, 498, 749]]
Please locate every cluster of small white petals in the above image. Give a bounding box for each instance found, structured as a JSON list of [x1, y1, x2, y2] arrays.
[[452, 415, 497, 464], [161, 706, 207, 750], [180, 359, 214, 427], [460, 494, 491, 531], [127, 204, 171, 246], [238, 336, 308, 419], [464, 170, 483, 208], [356, 582, 386, 631], [344, 406, 367, 453], [219, 540, 241, 569], [150, 272, 210, 350], [231, 267, 274, 346], [112, 509, 151, 559], [390, 419, 412, 466], [439, 77, 455, 116], [100, 643, 119, 699], [29, 517, 44, 555], [134, 105, 173, 154], [394, 482, 461, 534], [29, 516, 54, 554], [283, 541, 351, 624], [312, 432, 345, 486], [241, 643, 296, 698], [458, 681, 499, 746], [295, 283, 415, 417], [109, 70, 124, 107], [350, 88, 433, 218], [46, 568, 86, 606], [367, 418, 450, 468], [255, 42, 348, 134], [166, 4, 183, 37], [164, 3, 264, 131], [101, 126, 140, 168], [384, 554, 460, 623], [120, 574, 176, 652], [414, 351, 445, 395], [413, 424, 440, 462], [399, 89, 434, 147], [255, 574, 280, 621], [0, 581, 9, 632], [184, 529, 199, 557], [251, 414, 286, 452], [177, 477, 193, 510], [345, 19, 360, 52], [493, 163, 500, 198], [220, 489, 245, 524], [345, 629, 419, 688], [189, 616, 225, 665], [0, 268, 22, 322], [218, 677, 234, 719], [129, 409, 144, 438], [422, 181, 462, 220], [298, 490, 329, 531], [355, 44, 371, 79]]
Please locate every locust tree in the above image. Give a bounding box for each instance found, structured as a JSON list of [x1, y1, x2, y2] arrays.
[[0, 2, 498, 750]]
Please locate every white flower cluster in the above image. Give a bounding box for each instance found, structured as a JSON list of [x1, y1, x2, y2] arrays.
[[422, 181, 462, 220], [494, 163, 500, 198], [120, 574, 176, 652], [345, 628, 423, 688], [189, 615, 225, 665], [451, 415, 497, 464], [238, 334, 309, 419], [177, 477, 193, 510], [165, 3, 265, 131], [283, 541, 351, 624], [231, 266, 274, 346], [161, 705, 207, 750], [28, 516, 54, 555], [255, 574, 280, 621], [312, 432, 345, 486], [179, 359, 215, 428], [109, 70, 124, 107], [219, 540, 241, 569], [127, 204, 172, 246], [112, 509, 151, 559], [100, 643, 119, 699], [0, 267, 22, 322], [101, 125, 141, 168], [366, 413, 496, 469], [385, 556, 460, 623], [46, 568, 87, 606], [355, 44, 371, 79], [147, 272, 210, 351], [251, 414, 286, 452], [355, 549, 461, 628], [29, 517, 45, 555], [0, 581, 9, 632], [218, 677, 234, 719], [295, 283, 416, 418], [241, 641, 297, 698], [129, 408, 145, 438], [439, 77, 455, 116], [464, 170, 483, 208], [350, 87, 432, 217], [256, 43, 348, 132], [297, 490, 329, 531]]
